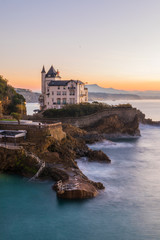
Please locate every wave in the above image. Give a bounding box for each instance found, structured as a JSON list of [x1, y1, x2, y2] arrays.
[[88, 140, 134, 150], [77, 158, 118, 180], [140, 123, 160, 130]]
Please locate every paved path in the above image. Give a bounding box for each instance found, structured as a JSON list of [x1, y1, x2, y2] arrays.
[[0, 143, 22, 150]]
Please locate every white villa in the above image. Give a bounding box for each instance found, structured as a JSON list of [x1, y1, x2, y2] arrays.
[[39, 65, 88, 110]]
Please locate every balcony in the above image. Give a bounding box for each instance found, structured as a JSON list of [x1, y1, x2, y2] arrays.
[[68, 87, 75, 89]]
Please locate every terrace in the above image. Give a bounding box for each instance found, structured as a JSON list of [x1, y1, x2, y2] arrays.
[[0, 130, 27, 146]]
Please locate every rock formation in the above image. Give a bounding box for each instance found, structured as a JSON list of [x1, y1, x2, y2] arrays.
[[0, 123, 108, 199], [0, 106, 142, 199], [84, 114, 140, 136], [136, 109, 160, 126]]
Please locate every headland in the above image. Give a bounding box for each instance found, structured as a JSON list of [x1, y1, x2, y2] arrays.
[[0, 104, 141, 199]]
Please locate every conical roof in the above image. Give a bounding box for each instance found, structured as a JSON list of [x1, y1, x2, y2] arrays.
[[46, 65, 57, 77], [41, 65, 46, 73]]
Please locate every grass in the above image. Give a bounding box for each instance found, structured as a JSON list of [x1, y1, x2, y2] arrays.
[[0, 119, 17, 121]]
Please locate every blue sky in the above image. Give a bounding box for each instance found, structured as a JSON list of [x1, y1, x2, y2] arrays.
[[1, 0, 160, 90]]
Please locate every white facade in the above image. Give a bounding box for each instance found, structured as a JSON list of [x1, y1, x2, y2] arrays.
[[39, 66, 88, 110]]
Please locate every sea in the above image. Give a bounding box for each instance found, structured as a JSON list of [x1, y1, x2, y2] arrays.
[[0, 100, 160, 240]]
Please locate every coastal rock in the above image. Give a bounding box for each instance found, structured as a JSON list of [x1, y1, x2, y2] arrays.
[[53, 178, 98, 199], [91, 181, 105, 190], [136, 109, 160, 126], [0, 121, 109, 200], [62, 123, 87, 138], [0, 147, 39, 177], [83, 131, 106, 144], [87, 150, 111, 163], [85, 114, 140, 136], [46, 167, 69, 181]]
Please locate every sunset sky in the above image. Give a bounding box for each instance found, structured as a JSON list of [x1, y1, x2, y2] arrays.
[[1, 0, 160, 91]]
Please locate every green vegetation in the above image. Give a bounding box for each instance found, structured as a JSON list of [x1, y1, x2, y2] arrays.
[[0, 119, 16, 121], [0, 75, 26, 115], [43, 102, 132, 118]]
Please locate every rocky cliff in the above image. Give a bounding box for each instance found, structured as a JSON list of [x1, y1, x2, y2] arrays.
[[136, 109, 160, 126], [30, 107, 140, 137], [0, 122, 110, 199], [84, 114, 140, 137]]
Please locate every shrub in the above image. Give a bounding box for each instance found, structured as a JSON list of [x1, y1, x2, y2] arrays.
[[43, 102, 132, 118]]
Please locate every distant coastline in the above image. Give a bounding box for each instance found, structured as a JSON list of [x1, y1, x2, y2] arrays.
[[15, 85, 160, 103], [15, 88, 40, 103]]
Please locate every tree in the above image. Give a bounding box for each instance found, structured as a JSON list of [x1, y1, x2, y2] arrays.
[[0, 75, 26, 115], [11, 112, 21, 125]]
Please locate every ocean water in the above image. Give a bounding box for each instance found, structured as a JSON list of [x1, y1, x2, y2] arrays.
[[26, 103, 40, 115], [1, 101, 160, 240], [26, 100, 160, 120], [102, 99, 160, 121]]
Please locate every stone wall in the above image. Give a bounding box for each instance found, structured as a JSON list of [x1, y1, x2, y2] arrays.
[[0, 122, 66, 142], [36, 107, 138, 128]]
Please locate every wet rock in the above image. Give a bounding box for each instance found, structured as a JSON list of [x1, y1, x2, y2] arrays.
[[53, 178, 98, 199], [83, 131, 106, 144], [47, 167, 69, 181], [91, 181, 105, 190], [84, 114, 140, 136], [87, 150, 111, 163]]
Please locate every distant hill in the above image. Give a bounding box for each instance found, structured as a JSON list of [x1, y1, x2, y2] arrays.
[[86, 84, 128, 94], [15, 88, 40, 103], [86, 84, 160, 99], [88, 92, 140, 101]]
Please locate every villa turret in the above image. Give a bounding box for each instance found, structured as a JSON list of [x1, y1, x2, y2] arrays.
[[41, 66, 46, 94]]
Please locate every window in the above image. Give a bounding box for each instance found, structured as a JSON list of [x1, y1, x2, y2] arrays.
[[70, 90, 75, 96], [47, 88, 49, 92], [57, 98, 61, 104], [52, 91, 54, 95], [63, 98, 66, 104], [63, 86, 66, 90], [70, 98, 75, 104], [48, 102, 49, 105], [52, 98, 54, 102], [57, 91, 61, 95], [58, 86, 60, 89], [62, 91, 66, 95]]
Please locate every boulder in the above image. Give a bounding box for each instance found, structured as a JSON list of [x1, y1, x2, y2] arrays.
[[87, 150, 111, 163], [53, 178, 98, 199]]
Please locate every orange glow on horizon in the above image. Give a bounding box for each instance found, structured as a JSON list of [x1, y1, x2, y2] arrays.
[[3, 72, 160, 92], [92, 80, 160, 91]]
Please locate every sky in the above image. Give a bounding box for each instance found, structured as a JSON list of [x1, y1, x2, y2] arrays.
[[1, 0, 160, 91]]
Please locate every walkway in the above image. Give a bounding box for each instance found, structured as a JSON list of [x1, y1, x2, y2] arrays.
[[0, 143, 22, 150]]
